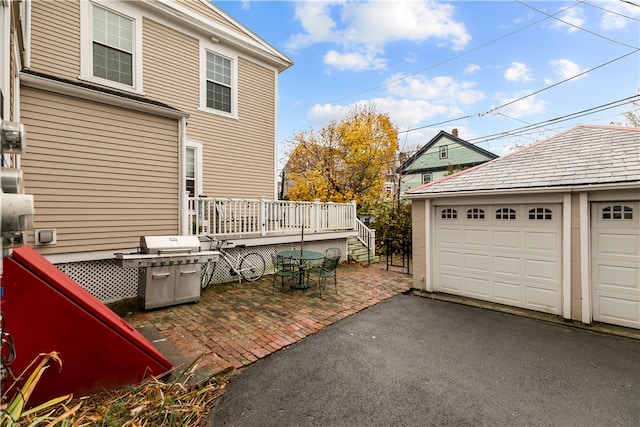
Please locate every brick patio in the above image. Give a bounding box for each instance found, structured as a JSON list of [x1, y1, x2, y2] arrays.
[[118, 263, 413, 377]]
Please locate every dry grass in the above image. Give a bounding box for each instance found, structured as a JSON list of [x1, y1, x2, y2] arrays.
[[21, 359, 231, 426]]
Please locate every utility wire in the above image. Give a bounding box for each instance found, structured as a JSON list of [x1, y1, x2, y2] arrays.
[[583, 0, 640, 20], [322, 1, 583, 105], [517, 0, 640, 49]]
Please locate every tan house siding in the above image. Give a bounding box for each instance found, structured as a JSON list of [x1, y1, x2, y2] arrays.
[[191, 57, 276, 199], [570, 193, 583, 321], [20, 87, 179, 255], [142, 18, 199, 111], [177, 0, 246, 34], [411, 200, 426, 290], [29, 0, 80, 80]]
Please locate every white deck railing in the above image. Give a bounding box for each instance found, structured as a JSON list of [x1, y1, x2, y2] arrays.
[[186, 197, 357, 238]]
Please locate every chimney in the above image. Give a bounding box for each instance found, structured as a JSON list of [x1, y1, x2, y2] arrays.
[[452, 128, 459, 137]]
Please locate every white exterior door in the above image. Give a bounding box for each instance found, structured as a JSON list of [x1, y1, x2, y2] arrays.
[[434, 204, 562, 314], [591, 202, 640, 329]]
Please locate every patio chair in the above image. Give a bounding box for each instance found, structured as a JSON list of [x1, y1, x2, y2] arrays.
[[307, 255, 340, 297], [324, 247, 342, 260], [271, 253, 299, 293]]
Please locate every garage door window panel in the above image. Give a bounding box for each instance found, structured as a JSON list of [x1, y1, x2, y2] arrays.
[[602, 205, 633, 220], [467, 208, 485, 219], [441, 208, 457, 219], [496, 208, 516, 220], [529, 207, 553, 220]]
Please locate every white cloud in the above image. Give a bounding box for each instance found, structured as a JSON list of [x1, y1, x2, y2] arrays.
[[504, 62, 533, 82], [549, 59, 587, 81], [286, 0, 471, 71], [464, 64, 481, 75], [385, 73, 485, 105], [324, 49, 386, 71], [551, 7, 585, 33], [492, 91, 547, 119], [598, 0, 640, 30], [308, 97, 461, 132]]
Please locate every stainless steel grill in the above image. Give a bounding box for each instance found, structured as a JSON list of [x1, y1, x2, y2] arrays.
[[115, 236, 218, 310]]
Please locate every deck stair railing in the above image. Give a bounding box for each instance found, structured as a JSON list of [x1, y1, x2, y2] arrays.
[[186, 197, 357, 238]]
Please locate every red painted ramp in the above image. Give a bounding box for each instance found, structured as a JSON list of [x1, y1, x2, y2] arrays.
[[1, 245, 172, 407]]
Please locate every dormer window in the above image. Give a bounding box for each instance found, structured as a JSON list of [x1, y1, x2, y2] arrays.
[[439, 145, 448, 160], [422, 172, 432, 184]]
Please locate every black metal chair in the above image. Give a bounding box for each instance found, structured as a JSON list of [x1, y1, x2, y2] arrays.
[[307, 255, 340, 297], [271, 253, 299, 292]]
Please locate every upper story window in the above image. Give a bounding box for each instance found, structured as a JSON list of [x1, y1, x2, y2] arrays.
[[529, 207, 552, 220], [206, 52, 231, 113], [80, 1, 143, 92], [496, 208, 516, 220], [439, 145, 448, 160], [92, 5, 133, 86], [467, 208, 485, 219], [200, 43, 237, 118], [422, 172, 432, 184], [602, 205, 633, 220], [441, 208, 457, 219]]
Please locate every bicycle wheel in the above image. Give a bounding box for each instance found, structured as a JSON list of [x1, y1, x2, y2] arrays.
[[200, 261, 217, 289], [239, 253, 265, 282]]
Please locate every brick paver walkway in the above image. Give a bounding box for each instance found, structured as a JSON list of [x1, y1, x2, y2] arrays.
[[121, 263, 413, 377]]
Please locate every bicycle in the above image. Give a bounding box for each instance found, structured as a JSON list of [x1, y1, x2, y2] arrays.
[[200, 236, 266, 289]]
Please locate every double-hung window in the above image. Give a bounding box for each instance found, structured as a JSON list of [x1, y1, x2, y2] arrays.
[[200, 43, 237, 117], [206, 52, 232, 113], [92, 5, 133, 86], [80, 1, 142, 92]]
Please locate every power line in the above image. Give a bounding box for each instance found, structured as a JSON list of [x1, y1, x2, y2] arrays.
[[321, 1, 583, 105], [517, 0, 639, 49], [583, 0, 640, 20]]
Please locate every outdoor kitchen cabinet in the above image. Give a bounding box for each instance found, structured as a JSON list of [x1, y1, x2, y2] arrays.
[[137, 262, 201, 310]]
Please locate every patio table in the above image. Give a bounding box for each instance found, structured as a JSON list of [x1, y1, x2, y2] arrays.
[[276, 249, 324, 290]]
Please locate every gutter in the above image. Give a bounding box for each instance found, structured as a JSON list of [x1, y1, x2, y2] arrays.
[[20, 71, 189, 119], [403, 181, 640, 200]]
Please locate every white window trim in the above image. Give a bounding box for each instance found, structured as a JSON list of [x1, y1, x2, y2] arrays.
[[1, 1, 10, 120], [185, 140, 203, 198], [199, 41, 238, 119], [79, 0, 144, 94], [439, 145, 448, 160]]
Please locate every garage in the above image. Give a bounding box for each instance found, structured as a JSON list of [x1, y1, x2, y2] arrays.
[[435, 203, 562, 314], [591, 202, 640, 329], [406, 126, 640, 328]]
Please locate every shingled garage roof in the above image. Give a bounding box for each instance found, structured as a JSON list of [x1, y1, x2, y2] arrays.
[[405, 125, 640, 197]]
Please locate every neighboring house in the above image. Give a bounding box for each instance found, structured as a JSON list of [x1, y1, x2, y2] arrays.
[[2, 0, 298, 298], [399, 129, 498, 194], [405, 125, 640, 330]]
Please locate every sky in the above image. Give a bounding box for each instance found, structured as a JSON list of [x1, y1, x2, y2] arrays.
[[213, 0, 640, 167]]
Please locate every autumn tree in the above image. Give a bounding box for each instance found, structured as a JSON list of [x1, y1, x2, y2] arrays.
[[285, 104, 399, 207]]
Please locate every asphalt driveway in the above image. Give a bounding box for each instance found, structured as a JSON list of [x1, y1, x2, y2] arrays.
[[209, 294, 640, 427]]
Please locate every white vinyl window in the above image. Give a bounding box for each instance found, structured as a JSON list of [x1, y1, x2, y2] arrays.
[[439, 145, 448, 160], [206, 52, 232, 113], [80, 1, 143, 92], [92, 5, 133, 86], [200, 43, 237, 118], [185, 141, 203, 198]]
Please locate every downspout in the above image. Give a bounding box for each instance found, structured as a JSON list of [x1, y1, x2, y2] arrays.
[[23, 0, 30, 69], [178, 117, 187, 235]]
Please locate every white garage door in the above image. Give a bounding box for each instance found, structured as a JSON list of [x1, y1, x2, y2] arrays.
[[591, 202, 640, 329], [435, 204, 562, 314]]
